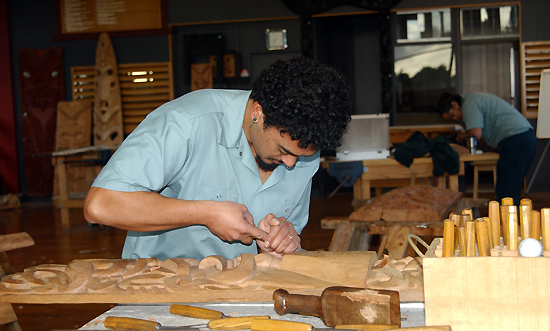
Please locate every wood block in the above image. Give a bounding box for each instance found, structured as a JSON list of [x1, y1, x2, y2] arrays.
[[424, 256, 550, 331]]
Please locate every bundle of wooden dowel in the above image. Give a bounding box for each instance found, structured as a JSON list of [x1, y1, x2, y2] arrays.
[[441, 197, 550, 257]]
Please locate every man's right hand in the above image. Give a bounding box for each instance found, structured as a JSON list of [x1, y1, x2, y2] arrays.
[[203, 200, 268, 245]]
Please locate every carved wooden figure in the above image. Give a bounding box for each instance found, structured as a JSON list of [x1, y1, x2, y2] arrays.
[[93, 33, 123, 146]]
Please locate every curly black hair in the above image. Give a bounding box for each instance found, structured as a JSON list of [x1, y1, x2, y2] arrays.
[[436, 92, 463, 116], [250, 57, 352, 151]]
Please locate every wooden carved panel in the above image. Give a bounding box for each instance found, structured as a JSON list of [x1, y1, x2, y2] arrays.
[[190, 63, 213, 91], [93, 33, 123, 146], [0, 251, 380, 304], [53, 100, 93, 197], [18, 47, 65, 197]]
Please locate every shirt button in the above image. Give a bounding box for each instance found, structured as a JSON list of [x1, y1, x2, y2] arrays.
[[216, 194, 221, 199], [239, 152, 243, 156]]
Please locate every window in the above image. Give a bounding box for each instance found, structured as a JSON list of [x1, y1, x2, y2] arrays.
[[396, 9, 451, 43], [461, 5, 519, 39], [393, 5, 520, 115], [395, 44, 456, 113]]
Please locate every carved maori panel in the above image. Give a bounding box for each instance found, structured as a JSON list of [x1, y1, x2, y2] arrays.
[[93, 33, 123, 146], [0, 251, 382, 304], [366, 255, 424, 302]]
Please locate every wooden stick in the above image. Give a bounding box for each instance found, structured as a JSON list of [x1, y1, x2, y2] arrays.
[[542, 208, 550, 251], [501, 205, 510, 248], [476, 218, 491, 256], [520, 198, 532, 209], [531, 210, 541, 241], [519, 204, 532, 241], [506, 205, 519, 251], [465, 221, 476, 257], [462, 209, 473, 223], [488, 201, 501, 247], [457, 226, 466, 257], [483, 217, 494, 248], [443, 219, 455, 257], [501, 197, 514, 206]]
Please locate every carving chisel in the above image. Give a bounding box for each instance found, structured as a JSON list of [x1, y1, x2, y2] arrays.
[[104, 316, 203, 330], [104, 315, 271, 330]]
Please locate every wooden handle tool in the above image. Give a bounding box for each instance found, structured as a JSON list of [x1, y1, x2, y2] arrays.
[[250, 319, 312, 331], [483, 217, 494, 248], [519, 203, 532, 241], [464, 220, 476, 257], [170, 304, 226, 319], [476, 218, 491, 256], [488, 201, 501, 246], [273, 287, 400, 327], [506, 205, 519, 251], [104, 316, 161, 330], [104, 316, 205, 330], [531, 210, 541, 240], [442, 219, 455, 257], [542, 208, 550, 251], [208, 316, 271, 330]]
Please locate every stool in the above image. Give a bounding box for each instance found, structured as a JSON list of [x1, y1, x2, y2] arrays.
[[472, 160, 497, 199]]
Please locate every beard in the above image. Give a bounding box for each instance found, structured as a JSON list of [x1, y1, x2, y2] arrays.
[[255, 154, 279, 172]]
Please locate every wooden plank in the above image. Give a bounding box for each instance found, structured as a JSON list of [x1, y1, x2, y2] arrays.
[[424, 257, 550, 331]]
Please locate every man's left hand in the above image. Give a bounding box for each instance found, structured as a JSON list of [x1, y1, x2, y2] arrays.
[[257, 214, 301, 258]]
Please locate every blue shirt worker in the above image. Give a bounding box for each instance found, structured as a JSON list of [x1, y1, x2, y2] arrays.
[[437, 92, 536, 206], [83, 57, 352, 260]]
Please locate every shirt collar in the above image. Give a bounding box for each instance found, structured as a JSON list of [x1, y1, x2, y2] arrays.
[[218, 90, 251, 148]]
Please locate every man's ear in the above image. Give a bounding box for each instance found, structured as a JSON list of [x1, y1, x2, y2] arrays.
[[251, 101, 263, 121]]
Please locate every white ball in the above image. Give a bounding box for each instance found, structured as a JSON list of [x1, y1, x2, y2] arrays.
[[518, 238, 543, 257]]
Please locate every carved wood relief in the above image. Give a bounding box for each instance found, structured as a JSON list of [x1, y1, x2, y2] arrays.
[[93, 33, 123, 146], [0, 251, 421, 304]]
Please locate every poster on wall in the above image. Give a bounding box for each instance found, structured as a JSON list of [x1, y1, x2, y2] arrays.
[[54, 0, 168, 40]]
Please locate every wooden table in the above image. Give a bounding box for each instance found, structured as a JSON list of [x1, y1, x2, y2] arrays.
[[322, 152, 499, 201]]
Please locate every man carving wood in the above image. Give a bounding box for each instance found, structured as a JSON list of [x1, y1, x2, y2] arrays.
[[84, 57, 351, 260]]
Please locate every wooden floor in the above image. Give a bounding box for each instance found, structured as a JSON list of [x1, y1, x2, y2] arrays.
[[1, 188, 550, 331]]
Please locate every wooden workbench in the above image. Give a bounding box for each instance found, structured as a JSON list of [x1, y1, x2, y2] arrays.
[[322, 152, 499, 201]]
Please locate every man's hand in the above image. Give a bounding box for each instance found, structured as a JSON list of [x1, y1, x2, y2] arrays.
[[204, 201, 268, 245], [257, 213, 301, 258]]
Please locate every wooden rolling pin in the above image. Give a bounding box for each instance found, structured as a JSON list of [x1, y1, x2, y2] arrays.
[[273, 286, 400, 327]]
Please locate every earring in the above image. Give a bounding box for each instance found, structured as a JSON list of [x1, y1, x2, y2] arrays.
[[249, 118, 257, 128]]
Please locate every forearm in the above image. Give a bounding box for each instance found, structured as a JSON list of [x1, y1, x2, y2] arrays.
[[83, 187, 213, 232], [457, 127, 482, 143]]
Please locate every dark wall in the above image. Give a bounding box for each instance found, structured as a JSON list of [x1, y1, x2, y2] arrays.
[[5, 0, 550, 194]]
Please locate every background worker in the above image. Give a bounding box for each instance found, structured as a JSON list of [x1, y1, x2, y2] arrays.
[[436, 92, 536, 206], [84, 57, 352, 260]]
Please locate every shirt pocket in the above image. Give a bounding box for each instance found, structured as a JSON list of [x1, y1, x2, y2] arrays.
[[195, 184, 240, 202]]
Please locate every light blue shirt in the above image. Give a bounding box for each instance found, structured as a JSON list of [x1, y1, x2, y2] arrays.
[[461, 93, 532, 148], [92, 89, 319, 260]]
